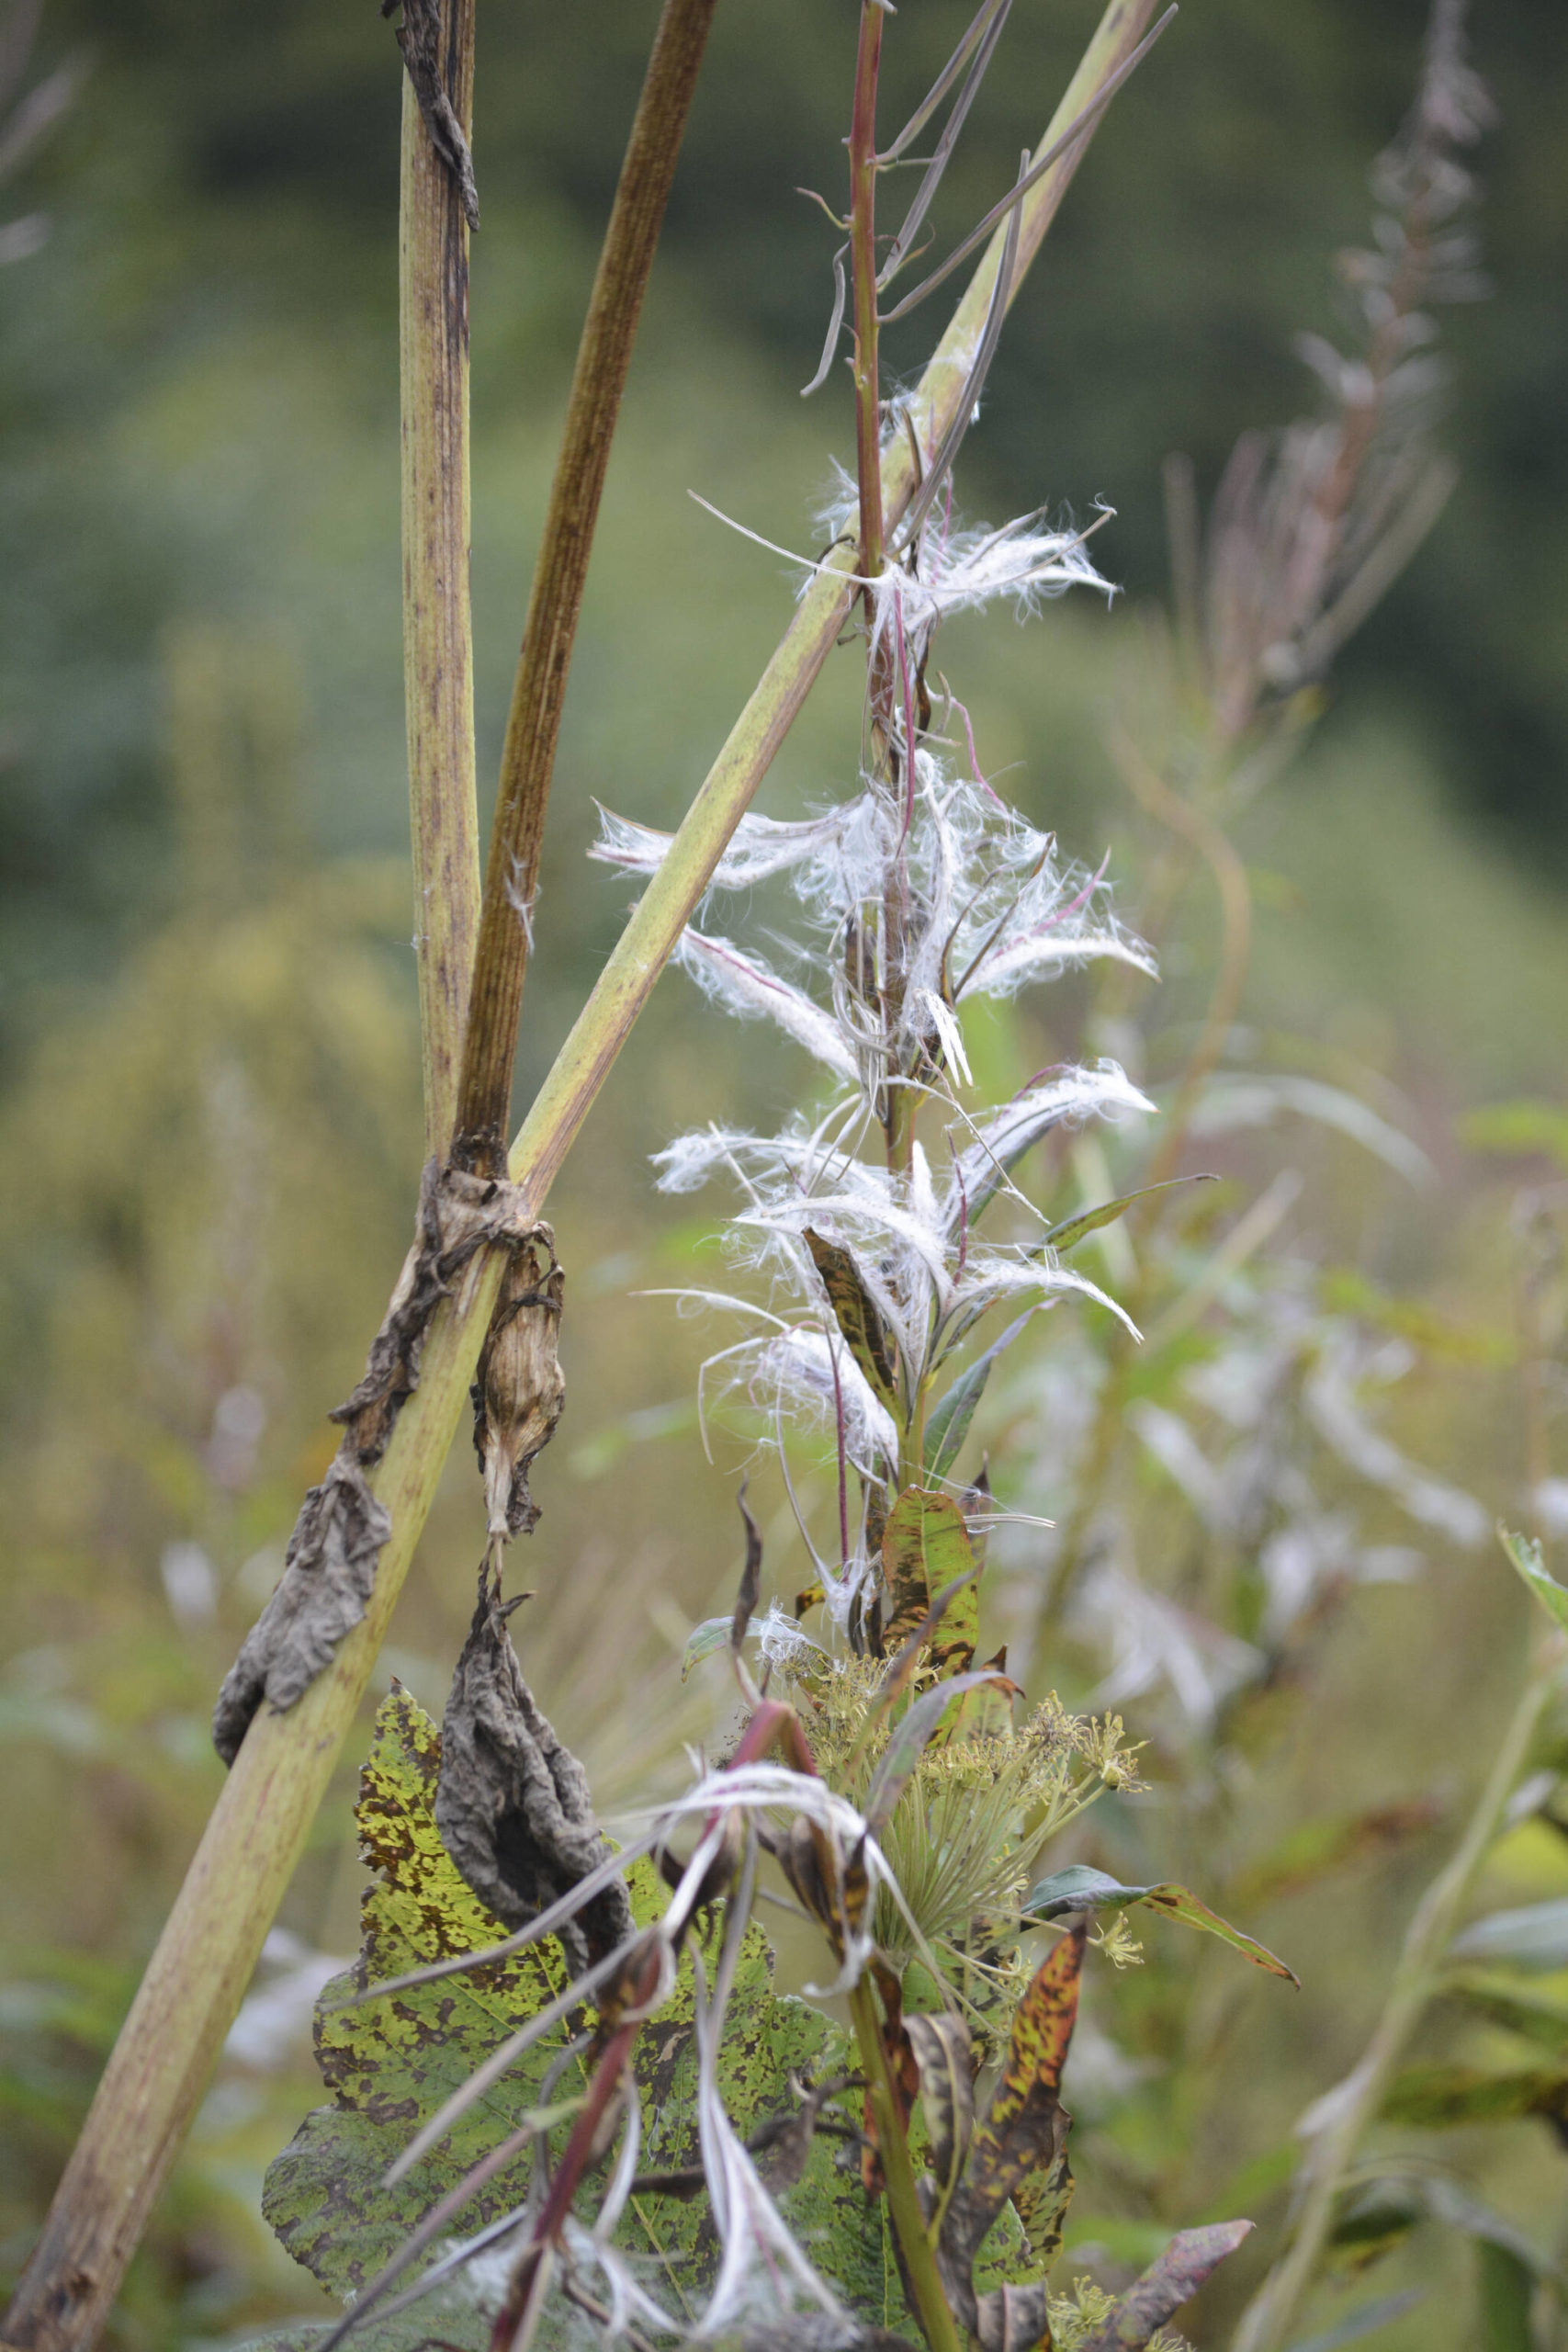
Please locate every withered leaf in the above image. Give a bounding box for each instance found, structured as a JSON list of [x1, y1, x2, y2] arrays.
[[212, 1453, 391, 1766], [434, 1564, 634, 1973], [379, 0, 479, 229], [805, 1227, 899, 1413], [905, 2010, 975, 2200], [470, 1227, 564, 1541], [215, 1166, 546, 1762], [1072, 2221, 1253, 2349], [732, 1480, 763, 1654], [336, 1163, 537, 1466]]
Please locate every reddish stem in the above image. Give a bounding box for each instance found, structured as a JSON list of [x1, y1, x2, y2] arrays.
[[848, 2, 886, 585]]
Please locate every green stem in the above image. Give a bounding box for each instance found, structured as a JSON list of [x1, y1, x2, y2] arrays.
[[1232, 1637, 1567, 2352], [849, 1978, 964, 2352], [2, 15, 1157, 2344], [452, 0, 721, 1171], [398, 0, 480, 1158]]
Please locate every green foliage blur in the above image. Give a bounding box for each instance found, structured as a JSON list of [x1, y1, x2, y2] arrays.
[[2, 2, 1567, 2347]]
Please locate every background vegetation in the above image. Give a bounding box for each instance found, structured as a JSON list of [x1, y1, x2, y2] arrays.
[[2, 2, 1565, 2346]]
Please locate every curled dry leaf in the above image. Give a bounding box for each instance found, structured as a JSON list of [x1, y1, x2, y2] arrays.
[[471, 1227, 565, 1542], [435, 1563, 634, 1973], [213, 1457, 391, 1767], [1072, 2221, 1254, 2350], [379, 0, 479, 229], [213, 1162, 544, 1762], [904, 2010, 975, 2204]]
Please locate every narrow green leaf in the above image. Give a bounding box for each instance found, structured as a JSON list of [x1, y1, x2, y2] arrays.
[[681, 1615, 735, 1679], [804, 1227, 899, 1410], [1024, 1864, 1299, 1984], [1450, 1897, 1568, 1971], [863, 1668, 1006, 1835], [1499, 1524, 1568, 1634], [1283, 2290, 1423, 2352], [1478, 2242, 1537, 2352], [1440, 1967, 1568, 2051], [1040, 1173, 1215, 1253], [922, 1315, 1031, 1480]]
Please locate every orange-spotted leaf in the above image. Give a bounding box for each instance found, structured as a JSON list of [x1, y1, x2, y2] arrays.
[[804, 1229, 899, 1412]]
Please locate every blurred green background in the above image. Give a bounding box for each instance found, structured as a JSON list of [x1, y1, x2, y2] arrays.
[[2, 1, 1567, 2346]]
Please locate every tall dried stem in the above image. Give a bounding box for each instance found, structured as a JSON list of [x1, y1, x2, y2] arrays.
[[399, 0, 480, 1154], [452, 0, 720, 1171]]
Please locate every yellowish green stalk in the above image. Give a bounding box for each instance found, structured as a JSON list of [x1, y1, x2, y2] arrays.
[[849, 1977, 963, 2352], [2, 11, 1157, 2344], [1232, 1634, 1567, 2352]]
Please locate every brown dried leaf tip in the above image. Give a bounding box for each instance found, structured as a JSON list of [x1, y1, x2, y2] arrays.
[[436, 1561, 634, 1974], [380, 0, 479, 230], [471, 1225, 565, 1544]]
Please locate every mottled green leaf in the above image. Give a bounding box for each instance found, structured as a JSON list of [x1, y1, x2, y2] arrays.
[[1024, 1865, 1298, 1984], [804, 1228, 899, 1411], [1499, 1524, 1568, 1634], [922, 1317, 1030, 1481], [962, 1925, 1081, 2229], [682, 1614, 735, 1679], [262, 1686, 575, 2301], [262, 1688, 892, 2335], [880, 1486, 977, 1668], [1381, 2062, 1568, 2128]]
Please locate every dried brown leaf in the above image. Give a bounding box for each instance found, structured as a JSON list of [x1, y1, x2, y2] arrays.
[[434, 1563, 634, 1972], [380, 0, 479, 229], [212, 1454, 391, 1766], [471, 1229, 564, 1541], [213, 1164, 548, 1761], [1073, 2222, 1253, 2348]]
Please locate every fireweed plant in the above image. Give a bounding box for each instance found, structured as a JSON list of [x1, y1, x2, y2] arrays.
[[925, 10, 1568, 2346], [6, 6, 1561, 2352]]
